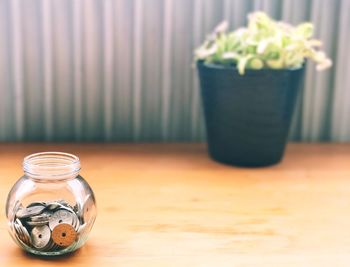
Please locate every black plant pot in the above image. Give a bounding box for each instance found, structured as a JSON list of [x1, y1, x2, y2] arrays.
[[197, 61, 305, 167]]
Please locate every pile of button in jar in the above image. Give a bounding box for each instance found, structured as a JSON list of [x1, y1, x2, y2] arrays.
[[11, 198, 92, 252]]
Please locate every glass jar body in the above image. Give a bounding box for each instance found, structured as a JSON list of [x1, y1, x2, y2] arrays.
[[6, 173, 96, 256]]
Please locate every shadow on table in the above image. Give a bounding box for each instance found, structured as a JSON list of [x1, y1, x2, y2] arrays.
[[20, 248, 81, 262]]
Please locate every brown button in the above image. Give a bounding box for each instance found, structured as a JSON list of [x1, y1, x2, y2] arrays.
[[51, 223, 77, 247]]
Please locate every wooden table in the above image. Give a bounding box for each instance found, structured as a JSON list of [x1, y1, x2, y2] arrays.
[[0, 143, 350, 266]]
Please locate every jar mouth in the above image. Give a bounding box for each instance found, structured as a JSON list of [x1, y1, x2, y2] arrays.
[[23, 152, 81, 180]]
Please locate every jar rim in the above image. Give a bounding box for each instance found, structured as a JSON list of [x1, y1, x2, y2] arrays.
[[23, 152, 81, 180]]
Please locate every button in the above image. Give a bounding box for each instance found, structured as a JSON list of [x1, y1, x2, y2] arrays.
[[16, 205, 46, 219], [31, 225, 51, 249], [82, 195, 95, 224], [48, 209, 74, 230], [51, 223, 77, 247]]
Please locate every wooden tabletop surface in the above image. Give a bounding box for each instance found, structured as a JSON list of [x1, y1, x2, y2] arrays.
[[0, 143, 350, 266]]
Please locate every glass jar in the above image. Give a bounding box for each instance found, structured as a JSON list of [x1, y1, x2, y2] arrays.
[[5, 152, 97, 256]]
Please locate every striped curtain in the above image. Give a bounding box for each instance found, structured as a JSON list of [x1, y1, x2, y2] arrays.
[[0, 0, 349, 141]]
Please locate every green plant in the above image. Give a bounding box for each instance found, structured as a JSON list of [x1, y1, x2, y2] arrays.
[[195, 11, 332, 75]]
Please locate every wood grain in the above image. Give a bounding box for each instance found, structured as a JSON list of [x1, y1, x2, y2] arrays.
[[0, 143, 350, 266]]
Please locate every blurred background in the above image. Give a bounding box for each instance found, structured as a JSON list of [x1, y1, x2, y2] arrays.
[[0, 0, 348, 142]]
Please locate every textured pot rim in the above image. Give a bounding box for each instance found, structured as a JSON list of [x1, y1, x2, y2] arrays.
[[196, 60, 305, 73]]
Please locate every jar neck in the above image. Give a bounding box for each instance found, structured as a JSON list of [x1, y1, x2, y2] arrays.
[[23, 152, 80, 182]]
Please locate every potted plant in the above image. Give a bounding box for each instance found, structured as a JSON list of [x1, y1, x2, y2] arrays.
[[195, 12, 332, 167]]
